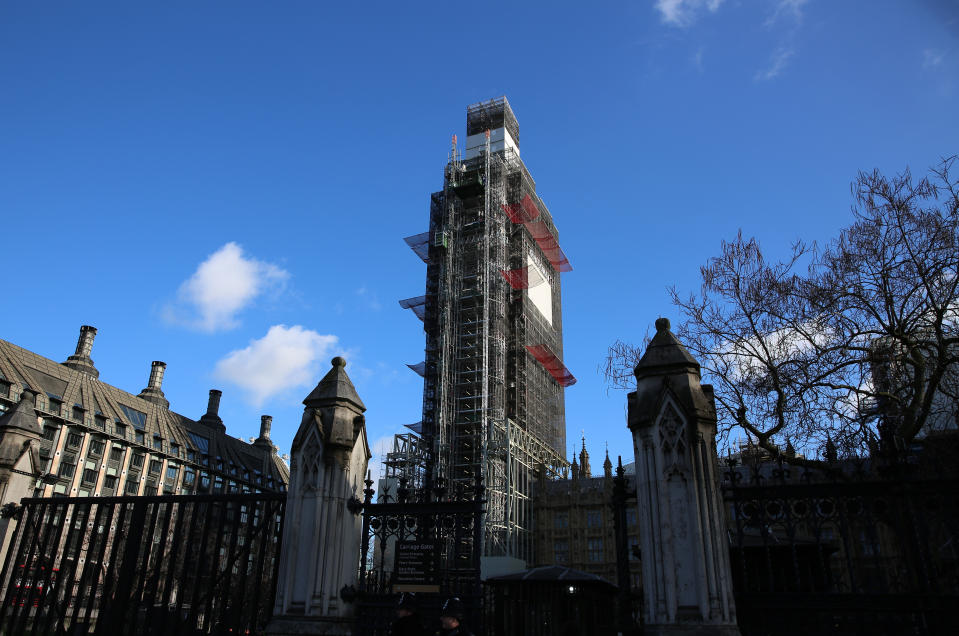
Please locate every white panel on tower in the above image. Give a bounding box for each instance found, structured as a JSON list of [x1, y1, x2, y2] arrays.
[[526, 255, 552, 326]]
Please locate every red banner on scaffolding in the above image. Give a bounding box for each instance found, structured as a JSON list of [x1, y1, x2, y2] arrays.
[[500, 194, 541, 224], [525, 219, 572, 272], [500, 195, 572, 272], [499, 265, 547, 290], [525, 344, 576, 387], [500, 268, 530, 289]]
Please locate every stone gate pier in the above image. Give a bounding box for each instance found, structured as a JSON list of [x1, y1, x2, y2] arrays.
[[627, 318, 740, 636], [267, 357, 371, 635]]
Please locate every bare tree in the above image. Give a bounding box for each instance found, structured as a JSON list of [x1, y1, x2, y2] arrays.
[[607, 157, 959, 464]]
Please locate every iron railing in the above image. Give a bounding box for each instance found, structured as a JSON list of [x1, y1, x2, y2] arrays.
[[0, 492, 285, 635]]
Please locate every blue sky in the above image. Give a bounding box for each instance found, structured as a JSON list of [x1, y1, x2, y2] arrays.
[[2, 1, 957, 476]]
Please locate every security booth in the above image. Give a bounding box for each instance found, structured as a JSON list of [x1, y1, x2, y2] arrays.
[[484, 566, 618, 636]]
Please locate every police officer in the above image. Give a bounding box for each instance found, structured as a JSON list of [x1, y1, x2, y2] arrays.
[[390, 592, 427, 636], [436, 597, 473, 636]]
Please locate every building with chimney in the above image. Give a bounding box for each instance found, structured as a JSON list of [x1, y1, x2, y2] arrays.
[[389, 97, 574, 568], [0, 325, 288, 510]]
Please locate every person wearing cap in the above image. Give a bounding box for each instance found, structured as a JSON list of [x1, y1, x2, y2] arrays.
[[436, 597, 473, 636], [390, 592, 427, 636]]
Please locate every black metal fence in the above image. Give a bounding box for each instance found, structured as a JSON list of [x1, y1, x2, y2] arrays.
[[354, 475, 485, 636], [0, 492, 285, 635], [722, 453, 959, 636]]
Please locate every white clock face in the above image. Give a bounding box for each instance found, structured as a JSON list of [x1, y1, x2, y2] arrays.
[[526, 253, 552, 326]]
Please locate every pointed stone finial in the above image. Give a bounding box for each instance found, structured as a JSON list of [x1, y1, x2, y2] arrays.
[[294, 357, 367, 470], [579, 437, 591, 478], [303, 357, 366, 411], [824, 435, 838, 463], [629, 316, 714, 432], [0, 388, 41, 435], [603, 445, 613, 479], [633, 317, 699, 380]]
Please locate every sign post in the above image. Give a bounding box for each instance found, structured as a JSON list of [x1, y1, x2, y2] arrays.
[[392, 541, 440, 593]]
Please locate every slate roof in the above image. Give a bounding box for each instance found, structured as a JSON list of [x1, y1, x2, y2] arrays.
[[0, 336, 289, 487]]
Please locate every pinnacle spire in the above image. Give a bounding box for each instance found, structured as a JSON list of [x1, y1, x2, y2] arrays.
[[633, 317, 700, 380], [579, 436, 591, 478], [303, 357, 366, 411], [0, 388, 41, 435]]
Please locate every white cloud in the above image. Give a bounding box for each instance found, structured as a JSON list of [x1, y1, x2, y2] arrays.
[[755, 1, 807, 80], [755, 46, 795, 81], [764, 0, 808, 27], [923, 48, 945, 68], [654, 0, 725, 27], [355, 286, 382, 312], [214, 325, 339, 406], [692, 46, 705, 72], [166, 242, 289, 332]]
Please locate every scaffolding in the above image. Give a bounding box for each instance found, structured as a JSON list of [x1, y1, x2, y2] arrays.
[[382, 432, 431, 493], [393, 97, 572, 563]]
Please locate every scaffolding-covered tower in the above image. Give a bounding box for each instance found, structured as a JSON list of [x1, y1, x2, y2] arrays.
[[394, 97, 573, 564]]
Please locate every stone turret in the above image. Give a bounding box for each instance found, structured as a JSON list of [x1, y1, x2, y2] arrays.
[[269, 357, 371, 635], [603, 447, 613, 480], [627, 318, 739, 636]]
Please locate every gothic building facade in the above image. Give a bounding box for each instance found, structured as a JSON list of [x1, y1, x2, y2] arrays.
[[0, 325, 289, 561]]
